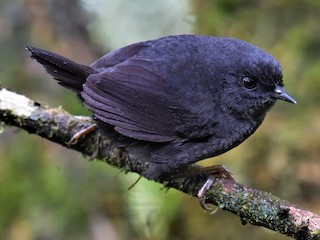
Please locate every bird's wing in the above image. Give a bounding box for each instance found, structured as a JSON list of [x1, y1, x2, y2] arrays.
[[81, 57, 216, 143]]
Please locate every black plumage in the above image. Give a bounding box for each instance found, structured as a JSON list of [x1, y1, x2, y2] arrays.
[[27, 35, 296, 179]]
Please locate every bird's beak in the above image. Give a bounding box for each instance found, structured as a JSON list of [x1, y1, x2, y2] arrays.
[[273, 85, 297, 104]]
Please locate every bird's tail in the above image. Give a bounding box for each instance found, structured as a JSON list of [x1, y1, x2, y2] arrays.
[[26, 46, 95, 95]]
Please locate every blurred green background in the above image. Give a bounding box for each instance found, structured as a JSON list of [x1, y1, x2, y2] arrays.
[[0, 0, 320, 239]]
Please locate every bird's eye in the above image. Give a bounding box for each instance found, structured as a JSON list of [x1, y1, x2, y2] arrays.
[[243, 77, 257, 90]]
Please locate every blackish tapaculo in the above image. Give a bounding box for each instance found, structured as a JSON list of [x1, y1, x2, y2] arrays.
[[27, 35, 296, 180]]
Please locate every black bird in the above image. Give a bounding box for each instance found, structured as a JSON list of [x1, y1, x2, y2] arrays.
[[27, 35, 296, 205]]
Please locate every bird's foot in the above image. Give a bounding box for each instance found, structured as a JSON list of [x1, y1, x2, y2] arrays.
[[67, 123, 101, 158], [67, 123, 97, 145], [194, 165, 235, 211], [168, 164, 234, 211]]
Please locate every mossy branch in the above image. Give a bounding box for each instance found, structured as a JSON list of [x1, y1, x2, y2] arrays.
[[0, 87, 319, 240]]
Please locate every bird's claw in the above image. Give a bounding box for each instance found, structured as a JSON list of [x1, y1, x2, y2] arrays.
[[198, 175, 216, 211], [67, 124, 97, 145], [197, 165, 235, 211]]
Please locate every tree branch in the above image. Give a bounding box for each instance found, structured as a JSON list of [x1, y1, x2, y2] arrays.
[[0, 87, 319, 240]]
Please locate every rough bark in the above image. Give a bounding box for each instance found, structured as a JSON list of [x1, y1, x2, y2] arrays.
[[0, 87, 319, 240]]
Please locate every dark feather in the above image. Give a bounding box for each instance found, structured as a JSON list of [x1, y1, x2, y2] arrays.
[[81, 58, 215, 142], [26, 46, 95, 95], [27, 35, 295, 179]]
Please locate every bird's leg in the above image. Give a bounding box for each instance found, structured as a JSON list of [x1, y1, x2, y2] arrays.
[[198, 165, 235, 211], [197, 175, 217, 212], [67, 123, 97, 145], [194, 165, 235, 211], [169, 164, 235, 211]]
